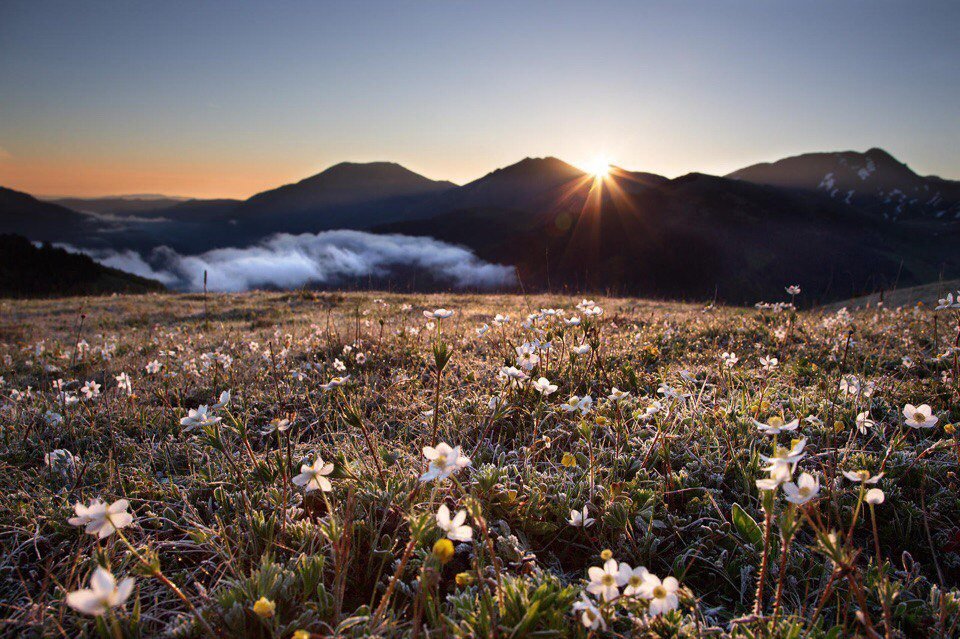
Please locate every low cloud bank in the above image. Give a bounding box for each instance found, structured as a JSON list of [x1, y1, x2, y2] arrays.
[[66, 230, 516, 292]]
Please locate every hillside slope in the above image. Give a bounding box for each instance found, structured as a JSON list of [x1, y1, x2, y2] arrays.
[[0, 234, 165, 297], [728, 148, 960, 222]]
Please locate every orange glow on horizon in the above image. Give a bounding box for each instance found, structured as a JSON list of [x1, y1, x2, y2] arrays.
[[0, 157, 309, 200]]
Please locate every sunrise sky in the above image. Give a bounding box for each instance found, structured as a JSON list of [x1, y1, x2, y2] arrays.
[[1, 0, 957, 199]]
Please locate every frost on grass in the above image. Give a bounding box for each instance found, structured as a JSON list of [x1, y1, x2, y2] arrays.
[[1, 289, 959, 637]]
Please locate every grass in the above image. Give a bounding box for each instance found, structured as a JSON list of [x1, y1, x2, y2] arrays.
[[0, 290, 958, 638]]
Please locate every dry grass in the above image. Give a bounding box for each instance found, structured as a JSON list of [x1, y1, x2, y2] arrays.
[[0, 290, 958, 638]]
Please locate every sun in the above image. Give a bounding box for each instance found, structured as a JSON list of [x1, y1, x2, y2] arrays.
[[581, 156, 611, 178]]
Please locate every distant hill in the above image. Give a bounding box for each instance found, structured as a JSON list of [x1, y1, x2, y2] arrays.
[[379, 164, 960, 305], [727, 148, 960, 222], [4, 150, 959, 303], [0, 187, 94, 243], [0, 234, 165, 297], [410, 157, 589, 213], [225, 161, 456, 236], [48, 196, 190, 218], [819, 278, 960, 312]]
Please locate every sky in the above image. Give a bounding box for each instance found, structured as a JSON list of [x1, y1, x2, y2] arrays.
[[0, 0, 957, 199]]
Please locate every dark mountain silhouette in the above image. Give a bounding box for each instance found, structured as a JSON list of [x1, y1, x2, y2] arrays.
[[378, 167, 960, 304], [49, 196, 191, 218], [224, 162, 456, 236], [155, 198, 243, 221], [411, 157, 588, 213], [0, 234, 165, 297], [728, 148, 960, 222], [0, 187, 95, 242], [3, 149, 958, 303]]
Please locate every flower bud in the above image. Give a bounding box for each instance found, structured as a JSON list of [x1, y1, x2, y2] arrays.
[[433, 538, 455, 564], [253, 596, 276, 618]]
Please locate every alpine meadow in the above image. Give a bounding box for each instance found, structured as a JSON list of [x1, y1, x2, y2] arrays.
[[1, 289, 959, 637], [2, 1, 960, 637]]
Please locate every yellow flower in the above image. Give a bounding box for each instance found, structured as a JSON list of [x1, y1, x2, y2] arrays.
[[293, 632, 311, 639], [600, 549, 613, 561], [561, 452, 577, 468], [433, 538, 455, 564], [944, 423, 955, 435], [252, 596, 276, 618], [455, 571, 475, 587]]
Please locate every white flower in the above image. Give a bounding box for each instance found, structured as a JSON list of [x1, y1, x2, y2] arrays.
[[839, 375, 861, 396], [759, 356, 778, 372], [786, 285, 801, 296], [842, 469, 883, 484], [320, 375, 350, 391], [179, 405, 221, 432], [515, 349, 540, 370], [493, 314, 510, 325], [80, 380, 101, 399], [782, 472, 820, 505], [638, 573, 680, 615], [855, 411, 875, 434], [559, 394, 593, 415], [436, 504, 472, 541], [587, 558, 624, 601], [114, 372, 132, 396], [420, 443, 471, 482], [213, 390, 230, 409], [866, 488, 885, 505], [66, 566, 135, 616], [568, 505, 594, 528], [572, 343, 592, 355], [759, 438, 807, 486], [476, 323, 490, 336], [532, 377, 558, 396], [754, 416, 799, 435], [68, 499, 134, 538], [902, 403, 937, 429], [935, 291, 960, 310], [145, 359, 162, 374], [572, 594, 606, 630], [423, 308, 454, 320], [292, 457, 334, 492], [721, 352, 738, 367], [608, 387, 630, 402], [618, 563, 651, 597], [498, 366, 528, 384]]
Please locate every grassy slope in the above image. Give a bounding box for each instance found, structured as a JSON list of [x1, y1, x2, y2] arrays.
[[0, 291, 957, 637], [822, 278, 960, 312]]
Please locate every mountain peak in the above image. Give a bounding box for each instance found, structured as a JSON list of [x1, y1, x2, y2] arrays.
[[496, 156, 583, 177], [243, 161, 454, 213], [301, 161, 449, 187], [727, 148, 960, 222]]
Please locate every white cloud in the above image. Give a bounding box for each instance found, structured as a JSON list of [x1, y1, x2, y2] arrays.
[[63, 230, 515, 292]]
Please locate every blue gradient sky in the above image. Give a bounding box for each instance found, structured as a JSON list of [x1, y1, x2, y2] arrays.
[[0, 0, 957, 197]]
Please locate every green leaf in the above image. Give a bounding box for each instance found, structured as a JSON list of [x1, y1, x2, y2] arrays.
[[731, 503, 763, 548], [508, 600, 540, 638]]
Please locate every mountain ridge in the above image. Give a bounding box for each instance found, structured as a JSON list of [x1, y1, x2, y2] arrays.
[[3, 149, 959, 303], [727, 147, 960, 221]]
